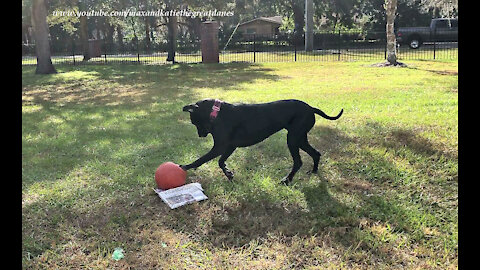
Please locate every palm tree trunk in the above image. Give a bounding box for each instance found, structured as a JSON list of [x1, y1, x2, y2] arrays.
[[31, 0, 56, 74]]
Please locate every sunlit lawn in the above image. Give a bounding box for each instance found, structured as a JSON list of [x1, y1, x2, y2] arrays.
[[22, 59, 457, 269]]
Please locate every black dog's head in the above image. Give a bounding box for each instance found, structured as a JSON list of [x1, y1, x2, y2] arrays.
[[182, 99, 215, 137]]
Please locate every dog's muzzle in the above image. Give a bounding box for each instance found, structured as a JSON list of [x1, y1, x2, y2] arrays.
[[197, 129, 208, 137]]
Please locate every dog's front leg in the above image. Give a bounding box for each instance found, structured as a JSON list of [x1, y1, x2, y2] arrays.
[[180, 145, 223, 171], [218, 147, 236, 180]]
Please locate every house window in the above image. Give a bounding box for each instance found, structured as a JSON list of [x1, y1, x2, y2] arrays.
[[246, 28, 256, 34]]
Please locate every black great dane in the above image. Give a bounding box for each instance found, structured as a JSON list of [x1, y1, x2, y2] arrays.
[[180, 99, 343, 185]]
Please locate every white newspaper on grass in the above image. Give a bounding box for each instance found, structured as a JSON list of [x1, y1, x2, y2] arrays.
[[153, 183, 207, 209]]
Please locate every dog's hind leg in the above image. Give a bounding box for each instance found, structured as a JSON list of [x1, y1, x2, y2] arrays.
[[300, 135, 321, 174], [281, 132, 303, 185], [219, 147, 236, 180], [290, 114, 320, 175]]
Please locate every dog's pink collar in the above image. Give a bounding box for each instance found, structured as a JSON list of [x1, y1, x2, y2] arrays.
[[209, 99, 222, 121]]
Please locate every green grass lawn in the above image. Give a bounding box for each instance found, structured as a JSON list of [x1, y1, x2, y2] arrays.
[[22, 60, 457, 269]]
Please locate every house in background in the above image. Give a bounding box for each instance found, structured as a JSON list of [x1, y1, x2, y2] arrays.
[[237, 16, 283, 37]]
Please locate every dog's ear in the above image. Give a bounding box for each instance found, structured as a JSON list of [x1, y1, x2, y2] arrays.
[[182, 104, 199, 113]]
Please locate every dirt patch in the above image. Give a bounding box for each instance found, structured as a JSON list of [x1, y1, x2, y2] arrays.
[[371, 61, 408, 67]]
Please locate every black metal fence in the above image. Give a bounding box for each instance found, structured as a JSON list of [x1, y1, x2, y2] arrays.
[[22, 29, 457, 66], [21, 37, 202, 66]]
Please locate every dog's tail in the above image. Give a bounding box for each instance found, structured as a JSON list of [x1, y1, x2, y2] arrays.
[[313, 107, 343, 120]]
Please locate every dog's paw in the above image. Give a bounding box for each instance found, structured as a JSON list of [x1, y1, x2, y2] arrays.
[[224, 170, 234, 180], [307, 169, 318, 175], [280, 177, 290, 186]]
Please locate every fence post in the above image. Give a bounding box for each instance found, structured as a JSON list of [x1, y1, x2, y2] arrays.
[[338, 29, 341, 61], [292, 30, 297, 62], [384, 32, 387, 60], [72, 38, 76, 66], [136, 38, 140, 64], [433, 28, 436, 60], [104, 38, 107, 64], [253, 34, 256, 63], [294, 37, 297, 62]]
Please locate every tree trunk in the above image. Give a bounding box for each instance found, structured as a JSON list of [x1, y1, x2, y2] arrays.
[[117, 26, 125, 52], [305, 0, 314, 51], [186, 17, 202, 43], [22, 25, 31, 44], [385, 0, 398, 65], [150, 17, 156, 43], [144, 17, 152, 54], [31, 0, 56, 74], [142, 0, 152, 53], [166, 16, 178, 62], [106, 23, 115, 52], [92, 18, 99, 39], [292, 1, 305, 46], [79, 15, 90, 61]]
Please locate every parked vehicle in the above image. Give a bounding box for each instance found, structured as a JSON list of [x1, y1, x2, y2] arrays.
[[396, 18, 458, 49]]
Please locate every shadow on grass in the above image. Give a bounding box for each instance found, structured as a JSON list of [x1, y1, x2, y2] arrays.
[[22, 62, 281, 106]]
